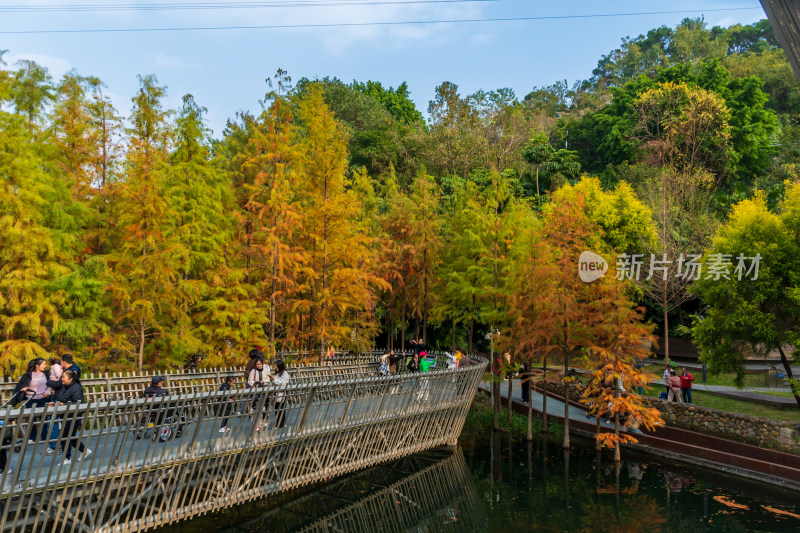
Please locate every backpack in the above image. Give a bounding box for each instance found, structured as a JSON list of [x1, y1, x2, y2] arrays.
[[658, 391, 668, 400]]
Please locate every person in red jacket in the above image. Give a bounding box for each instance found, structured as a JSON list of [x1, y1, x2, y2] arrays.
[[680, 367, 695, 404]]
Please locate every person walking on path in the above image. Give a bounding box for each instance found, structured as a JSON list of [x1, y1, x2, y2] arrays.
[[667, 370, 684, 404], [270, 360, 290, 429], [662, 364, 673, 396], [680, 367, 694, 404], [50, 370, 91, 465], [519, 363, 532, 404]]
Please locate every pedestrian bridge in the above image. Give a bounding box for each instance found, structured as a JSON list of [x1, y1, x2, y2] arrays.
[[0, 354, 486, 533]]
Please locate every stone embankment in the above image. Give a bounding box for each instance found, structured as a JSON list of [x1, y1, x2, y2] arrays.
[[538, 381, 800, 452]]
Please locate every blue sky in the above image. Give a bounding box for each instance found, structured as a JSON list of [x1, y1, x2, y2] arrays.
[[1, 0, 766, 136]]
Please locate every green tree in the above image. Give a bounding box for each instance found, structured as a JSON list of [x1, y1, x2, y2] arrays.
[[11, 59, 54, 133], [690, 187, 800, 410], [0, 66, 66, 374]]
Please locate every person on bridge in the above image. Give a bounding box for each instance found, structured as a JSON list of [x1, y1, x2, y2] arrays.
[[217, 375, 237, 433], [407, 353, 420, 373], [13, 359, 52, 410], [244, 348, 265, 383], [680, 367, 694, 404], [43, 358, 66, 455], [387, 350, 404, 375], [50, 370, 91, 465], [249, 359, 271, 431], [142, 376, 169, 398], [410, 339, 428, 357], [270, 360, 290, 429], [60, 354, 81, 380]]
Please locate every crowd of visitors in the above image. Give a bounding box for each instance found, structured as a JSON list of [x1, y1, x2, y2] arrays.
[[662, 363, 694, 404]]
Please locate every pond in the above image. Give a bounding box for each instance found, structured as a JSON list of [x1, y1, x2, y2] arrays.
[[157, 428, 800, 532]]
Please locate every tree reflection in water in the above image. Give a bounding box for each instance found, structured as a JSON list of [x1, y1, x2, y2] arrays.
[[160, 430, 800, 533]]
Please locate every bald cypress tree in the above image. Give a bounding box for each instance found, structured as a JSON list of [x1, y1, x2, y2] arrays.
[[107, 75, 184, 370]]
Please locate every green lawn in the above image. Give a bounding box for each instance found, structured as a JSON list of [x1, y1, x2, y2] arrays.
[[637, 387, 800, 422], [688, 391, 800, 423]]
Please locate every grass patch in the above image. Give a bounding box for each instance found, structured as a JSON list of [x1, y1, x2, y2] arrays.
[[464, 394, 563, 437], [757, 390, 796, 398]]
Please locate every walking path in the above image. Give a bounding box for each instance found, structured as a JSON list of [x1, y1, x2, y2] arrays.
[[643, 358, 800, 375], [477, 380, 640, 432]]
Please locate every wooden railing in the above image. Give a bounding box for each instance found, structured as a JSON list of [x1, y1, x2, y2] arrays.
[[0, 354, 486, 533]]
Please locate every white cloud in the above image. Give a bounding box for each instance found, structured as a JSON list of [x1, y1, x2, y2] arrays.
[[4, 52, 72, 79]]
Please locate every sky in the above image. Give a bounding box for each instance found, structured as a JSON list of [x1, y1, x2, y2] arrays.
[[0, 0, 768, 136]]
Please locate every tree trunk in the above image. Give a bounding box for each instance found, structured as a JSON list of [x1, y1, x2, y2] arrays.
[[493, 382, 501, 431], [507, 374, 513, 425], [663, 284, 670, 362], [777, 345, 800, 410], [468, 317, 474, 355], [541, 359, 548, 433], [138, 318, 145, 372], [563, 352, 570, 450], [270, 240, 278, 359], [401, 295, 406, 351], [526, 390, 533, 441], [596, 416, 602, 451], [613, 377, 621, 462], [423, 248, 428, 345]]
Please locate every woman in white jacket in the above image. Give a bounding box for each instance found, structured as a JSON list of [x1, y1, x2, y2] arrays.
[[248, 360, 271, 430], [270, 359, 290, 429]]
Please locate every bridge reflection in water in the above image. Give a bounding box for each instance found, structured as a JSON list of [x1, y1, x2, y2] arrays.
[[0, 355, 486, 533], [212, 449, 483, 533]]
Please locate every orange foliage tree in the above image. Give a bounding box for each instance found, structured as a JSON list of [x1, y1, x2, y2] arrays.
[[581, 277, 662, 461]]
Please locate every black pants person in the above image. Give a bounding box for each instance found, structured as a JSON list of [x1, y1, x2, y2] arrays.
[[274, 400, 286, 429], [0, 435, 11, 472], [62, 419, 87, 460], [521, 378, 530, 403]]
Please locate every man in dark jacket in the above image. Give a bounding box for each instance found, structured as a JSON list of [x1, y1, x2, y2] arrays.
[[60, 354, 81, 380], [142, 376, 168, 398]]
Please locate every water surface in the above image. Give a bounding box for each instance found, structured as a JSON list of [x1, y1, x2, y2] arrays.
[[158, 429, 800, 532]]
